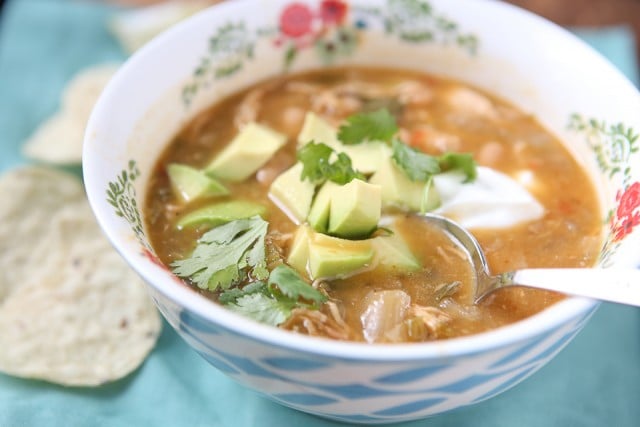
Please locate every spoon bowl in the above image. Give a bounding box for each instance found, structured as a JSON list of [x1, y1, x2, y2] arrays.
[[420, 213, 640, 307]]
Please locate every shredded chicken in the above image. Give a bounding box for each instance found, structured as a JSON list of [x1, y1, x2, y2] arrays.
[[444, 87, 499, 121], [408, 126, 460, 154], [392, 81, 433, 105], [409, 304, 452, 337], [477, 140, 505, 166], [234, 88, 266, 128], [311, 90, 362, 121], [281, 304, 353, 341], [333, 81, 389, 99], [287, 79, 432, 124], [280, 106, 306, 135]]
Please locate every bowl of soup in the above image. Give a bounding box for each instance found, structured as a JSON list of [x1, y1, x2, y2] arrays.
[[84, 0, 640, 423]]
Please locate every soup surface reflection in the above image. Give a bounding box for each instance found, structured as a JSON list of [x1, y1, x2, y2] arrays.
[[145, 67, 602, 343]]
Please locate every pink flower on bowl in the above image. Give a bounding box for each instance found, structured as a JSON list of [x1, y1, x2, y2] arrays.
[[280, 3, 315, 38], [613, 182, 640, 241], [320, 0, 348, 25]]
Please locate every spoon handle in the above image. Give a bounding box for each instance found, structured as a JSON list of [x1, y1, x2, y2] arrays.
[[508, 268, 640, 307]]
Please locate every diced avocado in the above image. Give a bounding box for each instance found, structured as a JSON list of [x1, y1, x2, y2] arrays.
[[307, 181, 339, 233], [269, 163, 316, 224], [308, 233, 374, 279], [369, 158, 441, 213], [298, 112, 340, 147], [298, 112, 389, 174], [372, 232, 420, 271], [206, 122, 287, 182], [176, 200, 267, 230], [328, 179, 381, 239], [287, 225, 313, 275], [342, 142, 391, 175], [369, 158, 423, 211], [167, 163, 228, 204]]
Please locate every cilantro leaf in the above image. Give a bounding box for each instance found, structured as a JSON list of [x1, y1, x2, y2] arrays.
[[268, 265, 327, 306], [171, 216, 269, 291], [392, 139, 440, 182], [330, 152, 366, 184], [338, 108, 398, 145], [297, 142, 365, 185], [392, 140, 478, 183], [220, 266, 327, 326], [218, 281, 267, 304], [227, 293, 294, 326], [438, 152, 477, 181], [297, 142, 333, 183]]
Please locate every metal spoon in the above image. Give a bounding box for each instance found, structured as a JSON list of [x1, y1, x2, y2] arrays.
[[420, 213, 640, 307]]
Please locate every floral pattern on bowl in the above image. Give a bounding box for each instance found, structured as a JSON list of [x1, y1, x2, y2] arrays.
[[182, 0, 478, 105], [568, 114, 639, 265]]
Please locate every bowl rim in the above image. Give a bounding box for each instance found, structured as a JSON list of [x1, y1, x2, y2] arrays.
[[84, 0, 636, 362]]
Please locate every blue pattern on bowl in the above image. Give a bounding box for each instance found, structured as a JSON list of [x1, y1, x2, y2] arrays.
[[373, 364, 450, 385], [147, 287, 595, 424]]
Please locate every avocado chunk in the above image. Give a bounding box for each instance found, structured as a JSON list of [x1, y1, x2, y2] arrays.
[[369, 158, 441, 212], [328, 179, 381, 239], [298, 112, 340, 147], [206, 122, 287, 182], [372, 232, 420, 271], [298, 112, 389, 174], [176, 200, 267, 230], [287, 225, 313, 275], [307, 181, 339, 233], [308, 232, 374, 279], [341, 142, 390, 175], [269, 163, 316, 224], [167, 163, 228, 204]]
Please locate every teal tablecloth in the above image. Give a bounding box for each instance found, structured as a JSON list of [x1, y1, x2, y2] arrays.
[[1, 1, 639, 426]]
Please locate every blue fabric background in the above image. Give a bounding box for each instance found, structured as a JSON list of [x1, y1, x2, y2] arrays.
[[0, 1, 638, 426]]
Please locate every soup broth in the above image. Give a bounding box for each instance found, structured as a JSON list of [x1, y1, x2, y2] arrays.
[[145, 67, 602, 343]]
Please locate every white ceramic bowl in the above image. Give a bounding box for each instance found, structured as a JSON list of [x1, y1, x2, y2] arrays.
[[84, 0, 640, 423]]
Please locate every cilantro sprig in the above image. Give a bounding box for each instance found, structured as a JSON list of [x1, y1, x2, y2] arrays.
[[392, 140, 477, 182], [267, 264, 326, 306], [172, 215, 327, 326], [297, 142, 365, 185], [391, 139, 440, 181], [438, 152, 477, 181], [334, 108, 477, 183], [171, 216, 269, 291], [221, 265, 327, 326], [338, 108, 398, 145]]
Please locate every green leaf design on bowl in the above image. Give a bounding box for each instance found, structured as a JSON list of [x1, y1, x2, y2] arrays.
[[181, 0, 480, 106], [106, 159, 151, 251]]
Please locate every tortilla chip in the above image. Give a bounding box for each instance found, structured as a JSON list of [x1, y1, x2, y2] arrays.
[[0, 167, 161, 386], [22, 65, 120, 165], [109, 1, 214, 54]]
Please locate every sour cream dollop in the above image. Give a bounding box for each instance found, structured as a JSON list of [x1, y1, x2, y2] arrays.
[[433, 167, 545, 229]]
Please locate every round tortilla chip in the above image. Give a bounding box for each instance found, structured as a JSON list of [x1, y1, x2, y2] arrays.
[[21, 112, 86, 165], [62, 64, 121, 119], [22, 64, 120, 165], [108, 1, 213, 53], [0, 166, 161, 386]]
